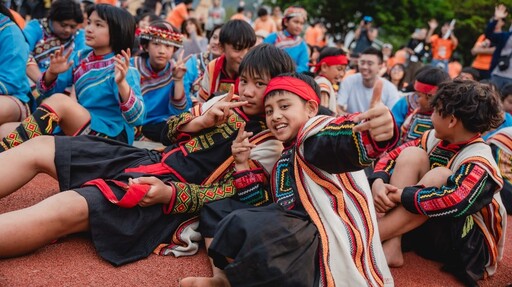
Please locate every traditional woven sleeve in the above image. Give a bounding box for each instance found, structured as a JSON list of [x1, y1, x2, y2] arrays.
[[401, 162, 500, 217], [369, 138, 421, 185], [160, 111, 196, 145], [232, 168, 270, 206], [119, 68, 145, 126], [304, 113, 399, 174]]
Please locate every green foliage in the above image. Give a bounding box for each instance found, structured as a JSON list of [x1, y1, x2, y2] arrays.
[[262, 0, 512, 65]]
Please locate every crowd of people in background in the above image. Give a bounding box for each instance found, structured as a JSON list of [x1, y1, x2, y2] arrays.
[[0, 1, 511, 287]]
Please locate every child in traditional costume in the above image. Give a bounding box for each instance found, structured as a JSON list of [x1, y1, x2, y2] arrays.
[[197, 20, 255, 103], [391, 66, 450, 144], [183, 73, 397, 287], [0, 4, 144, 150], [0, 44, 295, 267], [371, 80, 506, 286], [264, 6, 309, 73], [312, 47, 348, 115], [131, 20, 191, 142], [487, 127, 512, 214], [0, 6, 30, 134]]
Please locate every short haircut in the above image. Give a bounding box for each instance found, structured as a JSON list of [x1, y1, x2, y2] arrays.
[[431, 80, 503, 133], [88, 4, 136, 55], [361, 47, 383, 64], [317, 47, 346, 62], [460, 67, 481, 81], [265, 72, 321, 103], [500, 83, 512, 100], [415, 66, 450, 86], [136, 12, 159, 25], [239, 44, 295, 80], [257, 7, 268, 17], [219, 20, 256, 50], [207, 24, 223, 40], [183, 0, 193, 4], [237, 6, 245, 13], [49, 0, 84, 23]]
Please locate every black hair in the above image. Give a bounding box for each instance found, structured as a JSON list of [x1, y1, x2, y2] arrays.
[[183, 0, 193, 4], [239, 44, 295, 80], [265, 72, 321, 104], [139, 20, 179, 58], [48, 0, 84, 23], [415, 66, 449, 86], [219, 20, 256, 50], [182, 17, 203, 37], [0, 3, 16, 26], [361, 46, 383, 63], [237, 6, 245, 13], [88, 4, 135, 55], [430, 80, 503, 133], [207, 23, 223, 40], [136, 12, 159, 25], [459, 66, 480, 81], [257, 7, 268, 17], [500, 83, 512, 101], [317, 47, 346, 62]]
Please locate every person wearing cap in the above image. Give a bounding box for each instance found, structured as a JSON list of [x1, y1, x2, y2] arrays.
[[263, 5, 309, 73], [352, 15, 378, 56], [130, 20, 192, 142], [189, 72, 397, 286], [312, 47, 348, 114]]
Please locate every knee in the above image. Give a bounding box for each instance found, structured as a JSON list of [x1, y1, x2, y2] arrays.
[[419, 167, 452, 188], [396, 147, 429, 167], [50, 191, 89, 234]]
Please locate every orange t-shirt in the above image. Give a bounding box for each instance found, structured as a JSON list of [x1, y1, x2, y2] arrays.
[[253, 18, 276, 34], [95, 0, 117, 5], [471, 34, 493, 70], [166, 3, 188, 29], [430, 34, 456, 61]]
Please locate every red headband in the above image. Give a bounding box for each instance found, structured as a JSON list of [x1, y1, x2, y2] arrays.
[[264, 76, 320, 104], [313, 55, 348, 72], [414, 81, 437, 95]]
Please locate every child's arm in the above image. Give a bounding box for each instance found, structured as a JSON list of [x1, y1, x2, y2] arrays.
[[37, 46, 74, 99], [170, 51, 192, 111]]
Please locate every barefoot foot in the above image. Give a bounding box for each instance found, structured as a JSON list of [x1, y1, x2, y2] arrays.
[[382, 237, 404, 267]]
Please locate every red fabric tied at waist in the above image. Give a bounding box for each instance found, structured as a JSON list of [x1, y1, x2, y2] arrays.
[[83, 179, 150, 208], [125, 162, 171, 175]]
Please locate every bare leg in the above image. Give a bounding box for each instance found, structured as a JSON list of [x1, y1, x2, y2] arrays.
[[40, 93, 91, 135], [380, 165, 453, 267], [382, 147, 430, 267], [0, 190, 89, 257], [0, 136, 57, 198], [0, 122, 20, 138], [180, 237, 230, 287]]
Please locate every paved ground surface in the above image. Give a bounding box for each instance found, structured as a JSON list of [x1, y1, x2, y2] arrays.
[[0, 174, 511, 286]]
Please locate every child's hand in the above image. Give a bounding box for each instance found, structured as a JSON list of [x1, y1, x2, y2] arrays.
[[129, 177, 173, 207], [172, 50, 191, 81], [387, 188, 403, 204], [231, 122, 255, 171], [371, 179, 398, 213], [495, 4, 508, 20], [353, 80, 395, 142], [428, 19, 438, 30], [200, 86, 248, 128], [47, 45, 74, 76], [114, 48, 131, 84]]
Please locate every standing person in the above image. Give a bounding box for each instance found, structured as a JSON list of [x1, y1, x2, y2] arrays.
[[23, 0, 86, 88], [337, 47, 400, 113], [204, 0, 224, 37], [229, 6, 249, 23], [182, 73, 397, 287], [252, 7, 276, 34], [165, 0, 193, 31], [352, 15, 378, 56], [263, 6, 309, 73], [0, 4, 30, 133], [131, 20, 192, 142], [426, 18, 458, 72], [471, 18, 504, 80], [486, 4, 512, 90], [312, 47, 348, 114], [0, 4, 144, 150], [197, 19, 255, 102], [270, 5, 282, 31], [371, 80, 505, 286], [0, 44, 294, 267]]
